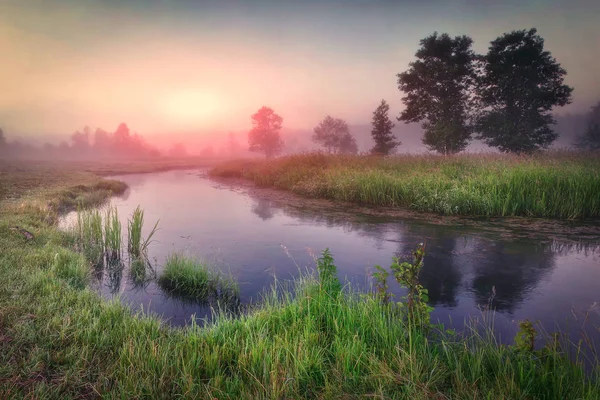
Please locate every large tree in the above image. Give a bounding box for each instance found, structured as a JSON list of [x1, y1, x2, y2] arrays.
[[370, 99, 400, 155], [576, 101, 600, 150], [397, 32, 475, 154], [312, 115, 357, 154], [248, 106, 284, 158], [475, 28, 573, 153]]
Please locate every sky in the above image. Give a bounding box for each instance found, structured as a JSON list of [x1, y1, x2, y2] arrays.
[[1, 0, 599, 141]]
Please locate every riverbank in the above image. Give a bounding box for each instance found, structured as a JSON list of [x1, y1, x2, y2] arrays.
[[1, 160, 599, 398], [209, 151, 600, 219]]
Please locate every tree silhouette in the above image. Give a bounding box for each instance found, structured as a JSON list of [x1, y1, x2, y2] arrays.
[[576, 101, 600, 150], [397, 32, 475, 154], [248, 106, 284, 158], [370, 99, 400, 155], [475, 28, 573, 153], [313, 115, 358, 154]]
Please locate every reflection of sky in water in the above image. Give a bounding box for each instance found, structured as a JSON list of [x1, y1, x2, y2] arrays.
[[60, 169, 600, 347]]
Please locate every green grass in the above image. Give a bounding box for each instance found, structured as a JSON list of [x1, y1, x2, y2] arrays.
[[0, 159, 599, 398], [75, 209, 104, 267], [104, 206, 121, 262], [127, 206, 160, 260], [158, 253, 240, 305], [210, 151, 600, 219]]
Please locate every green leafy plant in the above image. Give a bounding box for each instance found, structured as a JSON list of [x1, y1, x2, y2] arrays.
[[514, 319, 538, 353], [316, 248, 342, 295], [390, 243, 433, 324], [372, 265, 392, 305]]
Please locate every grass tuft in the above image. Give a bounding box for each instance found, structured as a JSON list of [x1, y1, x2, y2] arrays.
[[127, 206, 160, 259]]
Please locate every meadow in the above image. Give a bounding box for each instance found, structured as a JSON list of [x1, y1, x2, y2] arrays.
[[210, 151, 600, 219], [0, 158, 599, 399]]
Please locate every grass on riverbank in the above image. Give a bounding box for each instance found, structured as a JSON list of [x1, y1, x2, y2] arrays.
[[210, 151, 600, 219], [0, 160, 599, 398]]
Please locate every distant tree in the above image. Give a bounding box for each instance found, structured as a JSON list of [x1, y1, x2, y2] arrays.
[[370, 99, 400, 155], [397, 32, 475, 154], [58, 141, 70, 154], [200, 145, 215, 158], [93, 128, 111, 151], [168, 143, 188, 157], [312, 115, 357, 154], [248, 106, 284, 158], [339, 132, 358, 155], [475, 28, 573, 153], [227, 132, 240, 157], [576, 101, 600, 150], [71, 126, 91, 151]]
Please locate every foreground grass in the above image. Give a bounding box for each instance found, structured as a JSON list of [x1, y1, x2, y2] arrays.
[[0, 160, 599, 398], [210, 151, 600, 219]]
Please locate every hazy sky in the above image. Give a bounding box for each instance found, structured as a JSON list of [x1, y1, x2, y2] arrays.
[[1, 0, 599, 139]]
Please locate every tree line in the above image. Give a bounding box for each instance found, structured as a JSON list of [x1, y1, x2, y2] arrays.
[[246, 28, 598, 158]]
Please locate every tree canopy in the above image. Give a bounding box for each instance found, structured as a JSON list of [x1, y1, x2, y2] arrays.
[[397, 32, 475, 154], [475, 28, 573, 153], [312, 115, 358, 154], [248, 106, 284, 158], [576, 101, 600, 150]]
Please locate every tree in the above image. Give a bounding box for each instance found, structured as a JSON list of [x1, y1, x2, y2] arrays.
[[339, 132, 358, 155], [475, 28, 573, 153], [248, 106, 284, 158], [71, 126, 91, 151], [576, 101, 600, 150], [370, 99, 400, 155], [397, 32, 475, 154], [312, 115, 357, 154]]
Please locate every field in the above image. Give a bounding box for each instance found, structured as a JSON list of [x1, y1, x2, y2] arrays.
[[210, 151, 600, 219], [0, 158, 599, 399]]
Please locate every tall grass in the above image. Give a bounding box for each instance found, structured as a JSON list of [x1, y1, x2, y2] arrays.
[[104, 206, 121, 262], [210, 151, 600, 219], [158, 252, 240, 306], [75, 208, 104, 266], [127, 206, 160, 259]]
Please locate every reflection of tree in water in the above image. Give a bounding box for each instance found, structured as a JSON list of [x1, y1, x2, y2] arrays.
[[468, 240, 556, 314], [251, 198, 276, 221]]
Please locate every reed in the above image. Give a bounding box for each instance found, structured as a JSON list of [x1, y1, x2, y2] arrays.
[[104, 206, 121, 262], [127, 206, 160, 259], [210, 151, 600, 219], [75, 208, 104, 266]]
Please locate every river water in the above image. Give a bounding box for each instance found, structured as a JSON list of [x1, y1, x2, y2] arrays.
[[61, 169, 600, 347]]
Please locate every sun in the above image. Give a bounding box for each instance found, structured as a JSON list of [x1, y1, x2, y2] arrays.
[[160, 89, 222, 125]]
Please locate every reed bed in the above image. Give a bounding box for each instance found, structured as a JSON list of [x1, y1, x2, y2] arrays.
[[210, 150, 600, 219], [104, 206, 121, 261]]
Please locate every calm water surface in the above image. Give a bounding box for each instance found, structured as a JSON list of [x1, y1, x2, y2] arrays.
[[62, 169, 600, 346]]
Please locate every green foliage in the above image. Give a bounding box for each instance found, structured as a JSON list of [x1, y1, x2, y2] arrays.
[[316, 248, 342, 295], [514, 319, 538, 353], [127, 206, 160, 260], [104, 206, 121, 262], [371, 99, 400, 155], [397, 32, 475, 154], [476, 28, 573, 153], [312, 115, 358, 155], [75, 208, 104, 266], [372, 265, 392, 304], [391, 243, 433, 325], [248, 106, 284, 158]]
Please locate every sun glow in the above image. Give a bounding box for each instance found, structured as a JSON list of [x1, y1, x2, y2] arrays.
[[160, 89, 223, 126]]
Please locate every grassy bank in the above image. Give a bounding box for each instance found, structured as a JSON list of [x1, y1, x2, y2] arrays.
[[210, 151, 600, 219], [1, 161, 599, 398]]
